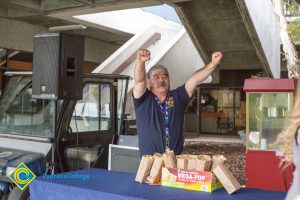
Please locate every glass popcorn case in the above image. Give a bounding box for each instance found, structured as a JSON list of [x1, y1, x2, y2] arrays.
[[243, 79, 295, 151]]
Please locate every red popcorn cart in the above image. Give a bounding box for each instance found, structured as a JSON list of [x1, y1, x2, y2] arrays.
[[243, 78, 295, 191]]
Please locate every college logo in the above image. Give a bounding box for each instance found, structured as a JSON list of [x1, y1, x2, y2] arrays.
[[7, 162, 36, 190]]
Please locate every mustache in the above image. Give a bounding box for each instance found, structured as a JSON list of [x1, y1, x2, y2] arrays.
[[157, 83, 167, 88]]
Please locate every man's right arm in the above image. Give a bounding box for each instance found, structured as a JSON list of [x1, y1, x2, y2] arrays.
[[133, 49, 150, 99]]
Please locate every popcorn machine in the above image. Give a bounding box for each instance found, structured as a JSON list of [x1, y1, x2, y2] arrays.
[[243, 78, 295, 191], [244, 78, 294, 151]]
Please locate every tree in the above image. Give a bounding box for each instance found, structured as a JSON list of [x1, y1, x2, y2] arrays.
[[274, 0, 300, 166], [285, 0, 300, 43], [273, 0, 300, 78]]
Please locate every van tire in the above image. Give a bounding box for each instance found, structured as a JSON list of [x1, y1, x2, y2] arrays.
[[7, 187, 29, 200]]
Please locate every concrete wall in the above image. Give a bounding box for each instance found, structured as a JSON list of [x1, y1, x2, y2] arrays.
[[0, 17, 47, 52], [244, 0, 280, 78], [0, 17, 120, 64], [84, 37, 120, 63]]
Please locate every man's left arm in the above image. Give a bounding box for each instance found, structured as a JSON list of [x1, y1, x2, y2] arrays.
[[185, 52, 222, 97]]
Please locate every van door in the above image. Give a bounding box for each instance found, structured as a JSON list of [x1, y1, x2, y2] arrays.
[[56, 78, 118, 172]]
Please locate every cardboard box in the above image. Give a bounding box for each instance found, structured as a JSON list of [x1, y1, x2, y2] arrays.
[[161, 167, 223, 192]]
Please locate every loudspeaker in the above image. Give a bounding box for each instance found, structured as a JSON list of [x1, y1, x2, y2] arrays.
[[32, 32, 84, 100]]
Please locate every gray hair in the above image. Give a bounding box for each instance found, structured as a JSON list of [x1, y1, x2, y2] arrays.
[[147, 64, 169, 79]]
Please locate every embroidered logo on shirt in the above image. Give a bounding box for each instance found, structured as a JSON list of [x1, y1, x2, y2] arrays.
[[167, 97, 175, 107]]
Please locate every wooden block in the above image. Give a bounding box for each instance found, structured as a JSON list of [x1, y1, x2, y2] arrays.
[[212, 163, 241, 194]]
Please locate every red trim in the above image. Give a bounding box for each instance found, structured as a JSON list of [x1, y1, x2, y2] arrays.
[[243, 78, 295, 92]]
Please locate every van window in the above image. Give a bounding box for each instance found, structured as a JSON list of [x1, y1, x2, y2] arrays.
[[70, 83, 112, 132], [0, 80, 54, 138]]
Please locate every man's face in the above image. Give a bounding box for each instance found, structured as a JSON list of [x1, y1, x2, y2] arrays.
[[149, 68, 170, 94]]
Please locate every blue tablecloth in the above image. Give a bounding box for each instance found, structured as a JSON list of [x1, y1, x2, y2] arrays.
[[29, 168, 287, 200]]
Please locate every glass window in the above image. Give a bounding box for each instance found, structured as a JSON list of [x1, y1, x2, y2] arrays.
[[0, 81, 54, 138], [247, 92, 292, 151], [196, 88, 243, 135], [70, 83, 112, 133]]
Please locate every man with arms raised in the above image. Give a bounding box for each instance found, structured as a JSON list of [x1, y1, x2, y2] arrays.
[[133, 49, 222, 156]]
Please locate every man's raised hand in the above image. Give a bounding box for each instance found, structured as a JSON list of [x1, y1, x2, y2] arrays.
[[137, 49, 151, 63], [211, 52, 222, 65]]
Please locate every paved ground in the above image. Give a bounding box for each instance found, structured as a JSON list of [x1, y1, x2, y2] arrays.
[[184, 132, 243, 145], [183, 132, 246, 185]]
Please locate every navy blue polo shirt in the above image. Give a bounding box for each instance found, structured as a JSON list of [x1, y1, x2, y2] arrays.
[[133, 84, 190, 156]]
